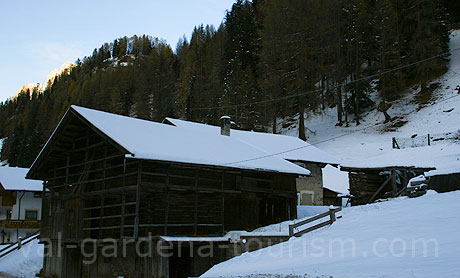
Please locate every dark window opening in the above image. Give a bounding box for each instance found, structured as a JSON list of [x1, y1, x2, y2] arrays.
[[25, 210, 38, 220]]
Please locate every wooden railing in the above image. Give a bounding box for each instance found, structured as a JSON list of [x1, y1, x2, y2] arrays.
[[289, 207, 342, 237], [0, 220, 41, 229], [0, 231, 40, 260]]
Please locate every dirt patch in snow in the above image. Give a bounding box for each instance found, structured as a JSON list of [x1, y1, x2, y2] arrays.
[[0, 272, 20, 278]]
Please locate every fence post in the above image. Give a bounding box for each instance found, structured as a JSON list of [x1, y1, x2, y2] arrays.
[[329, 207, 336, 223], [392, 137, 400, 149], [289, 224, 294, 237], [17, 237, 22, 249]]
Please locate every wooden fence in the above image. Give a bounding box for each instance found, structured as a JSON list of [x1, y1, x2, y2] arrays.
[[0, 231, 40, 260], [289, 207, 341, 237], [393, 131, 459, 149]]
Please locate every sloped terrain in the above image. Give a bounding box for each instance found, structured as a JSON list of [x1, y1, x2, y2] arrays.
[[203, 191, 460, 278], [0, 239, 43, 278]]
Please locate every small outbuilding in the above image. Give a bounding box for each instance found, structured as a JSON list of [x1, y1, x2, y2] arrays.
[[425, 167, 460, 193], [340, 144, 460, 205]]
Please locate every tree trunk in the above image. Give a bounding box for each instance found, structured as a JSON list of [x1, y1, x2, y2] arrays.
[[378, 100, 392, 123], [355, 82, 360, 126], [344, 89, 349, 127], [336, 83, 343, 126], [298, 98, 307, 141], [321, 75, 326, 110]]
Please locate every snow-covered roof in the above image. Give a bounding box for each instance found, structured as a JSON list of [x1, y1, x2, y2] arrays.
[[68, 106, 309, 175], [425, 165, 460, 177], [0, 167, 43, 192], [164, 118, 340, 166], [322, 164, 349, 194], [341, 144, 460, 172]]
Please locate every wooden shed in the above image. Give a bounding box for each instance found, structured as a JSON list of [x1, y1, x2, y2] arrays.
[[342, 166, 433, 206], [26, 105, 307, 278]]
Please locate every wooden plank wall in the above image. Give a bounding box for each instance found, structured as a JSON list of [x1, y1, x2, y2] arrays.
[[40, 114, 298, 242]]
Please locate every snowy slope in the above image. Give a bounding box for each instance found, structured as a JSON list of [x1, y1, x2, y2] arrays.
[[276, 30, 460, 194], [285, 30, 460, 166], [203, 191, 460, 278], [0, 239, 43, 278]]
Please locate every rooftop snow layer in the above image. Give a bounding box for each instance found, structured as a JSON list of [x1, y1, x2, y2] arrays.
[[71, 106, 309, 176], [341, 143, 460, 171], [0, 166, 43, 191], [165, 118, 340, 165]]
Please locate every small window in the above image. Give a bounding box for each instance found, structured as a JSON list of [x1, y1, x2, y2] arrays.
[[25, 210, 38, 220], [300, 190, 315, 205]]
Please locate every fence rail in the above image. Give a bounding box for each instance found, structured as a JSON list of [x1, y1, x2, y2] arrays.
[[289, 207, 341, 237], [0, 231, 40, 260], [393, 131, 460, 149]]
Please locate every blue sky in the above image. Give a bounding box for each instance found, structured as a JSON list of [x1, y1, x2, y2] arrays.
[[0, 0, 236, 102]]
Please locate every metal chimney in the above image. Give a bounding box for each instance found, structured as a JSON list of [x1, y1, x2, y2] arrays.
[[220, 116, 231, 136]]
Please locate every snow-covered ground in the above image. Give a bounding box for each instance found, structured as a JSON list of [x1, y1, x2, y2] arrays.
[[280, 30, 460, 195], [284, 30, 460, 165], [203, 190, 460, 278], [0, 239, 43, 278]]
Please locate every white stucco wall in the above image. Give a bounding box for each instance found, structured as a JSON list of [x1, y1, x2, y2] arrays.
[[1, 191, 42, 243], [11, 191, 42, 220], [0, 207, 8, 219]]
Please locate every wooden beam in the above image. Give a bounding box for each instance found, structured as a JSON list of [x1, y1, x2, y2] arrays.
[[368, 175, 392, 203], [98, 196, 104, 239], [221, 170, 225, 234], [83, 202, 136, 211], [141, 181, 241, 194], [391, 170, 397, 196], [134, 161, 142, 239], [194, 171, 198, 235], [164, 166, 170, 235], [120, 195, 126, 238]]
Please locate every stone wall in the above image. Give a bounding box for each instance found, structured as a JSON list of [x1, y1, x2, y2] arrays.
[[296, 162, 324, 205]]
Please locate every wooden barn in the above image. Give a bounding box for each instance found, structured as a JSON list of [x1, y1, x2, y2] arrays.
[[26, 105, 308, 278], [164, 118, 340, 206]]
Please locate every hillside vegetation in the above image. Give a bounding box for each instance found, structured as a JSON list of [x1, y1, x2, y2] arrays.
[[1, 0, 459, 167]]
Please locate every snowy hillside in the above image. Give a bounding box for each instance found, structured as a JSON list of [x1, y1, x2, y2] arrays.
[[285, 30, 460, 164], [203, 191, 460, 278], [291, 30, 460, 195]]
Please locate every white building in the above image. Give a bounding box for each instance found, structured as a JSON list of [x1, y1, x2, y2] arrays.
[[0, 166, 43, 244]]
